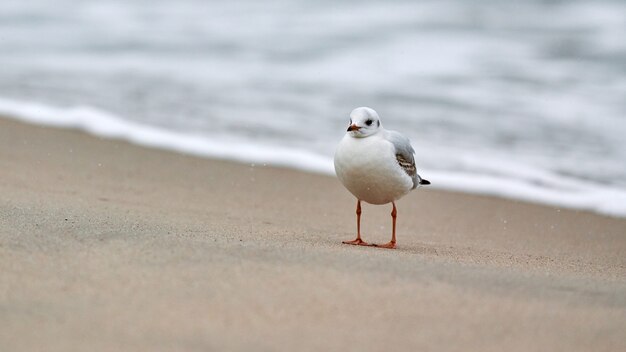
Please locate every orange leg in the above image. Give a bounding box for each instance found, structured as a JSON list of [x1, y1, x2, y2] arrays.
[[373, 202, 397, 249], [343, 200, 369, 246]]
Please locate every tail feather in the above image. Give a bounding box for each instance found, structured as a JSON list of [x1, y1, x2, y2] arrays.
[[420, 179, 431, 185]]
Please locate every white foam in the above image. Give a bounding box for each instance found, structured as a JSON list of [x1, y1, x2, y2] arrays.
[[0, 97, 334, 175], [1, 97, 626, 218], [430, 172, 626, 218]]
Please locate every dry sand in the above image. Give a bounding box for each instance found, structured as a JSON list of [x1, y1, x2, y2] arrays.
[[1, 118, 625, 351]]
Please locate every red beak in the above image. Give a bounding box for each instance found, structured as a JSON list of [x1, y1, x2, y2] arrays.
[[347, 124, 360, 132]]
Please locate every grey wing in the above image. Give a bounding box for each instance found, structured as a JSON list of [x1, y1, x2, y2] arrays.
[[386, 130, 429, 189]]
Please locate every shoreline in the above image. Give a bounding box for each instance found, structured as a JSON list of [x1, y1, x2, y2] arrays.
[[1, 98, 625, 218], [1, 117, 625, 351]]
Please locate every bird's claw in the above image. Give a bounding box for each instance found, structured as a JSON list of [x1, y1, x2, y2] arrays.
[[342, 238, 369, 246], [371, 241, 396, 249]]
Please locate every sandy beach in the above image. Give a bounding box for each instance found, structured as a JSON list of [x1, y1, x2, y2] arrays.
[[1, 118, 625, 351]]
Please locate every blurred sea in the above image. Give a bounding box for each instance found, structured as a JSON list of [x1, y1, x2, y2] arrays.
[[1, 0, 626, 216]]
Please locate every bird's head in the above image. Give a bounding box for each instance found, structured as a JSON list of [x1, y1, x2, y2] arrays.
[[346, 107, 382, 138]]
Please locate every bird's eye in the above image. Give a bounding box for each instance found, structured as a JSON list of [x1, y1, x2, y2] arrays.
[[365, 119, 373, 126]]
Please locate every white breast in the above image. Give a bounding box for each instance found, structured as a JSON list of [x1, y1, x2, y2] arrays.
[[334, 133, 414, 205]]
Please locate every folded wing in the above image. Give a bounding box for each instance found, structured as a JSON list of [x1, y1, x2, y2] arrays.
[[386, 130, 430, 189]]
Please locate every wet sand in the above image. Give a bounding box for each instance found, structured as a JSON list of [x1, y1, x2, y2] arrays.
[[1, 118, 625, 351]]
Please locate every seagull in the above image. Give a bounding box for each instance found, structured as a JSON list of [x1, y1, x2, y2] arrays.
[[334, 107, 430, 249]]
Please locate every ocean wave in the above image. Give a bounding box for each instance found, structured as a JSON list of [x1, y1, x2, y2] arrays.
[[0, 97, 334, 174], [2, 97, 625, 218]]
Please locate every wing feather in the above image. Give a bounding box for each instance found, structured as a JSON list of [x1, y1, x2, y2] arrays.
[[386, 130, 429, 189]]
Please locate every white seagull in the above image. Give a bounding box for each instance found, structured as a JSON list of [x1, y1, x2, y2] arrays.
[[334, 107, 430, 249]]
